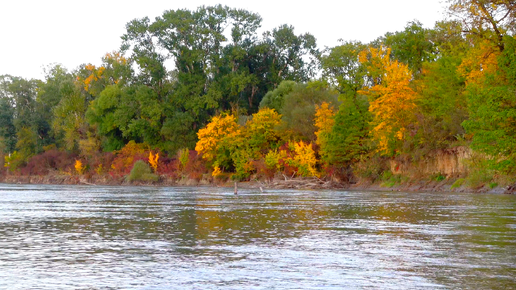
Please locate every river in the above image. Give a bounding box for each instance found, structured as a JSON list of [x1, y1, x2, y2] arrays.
[[0, 184, 514, 289]]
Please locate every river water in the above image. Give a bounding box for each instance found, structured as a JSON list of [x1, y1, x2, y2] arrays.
[[0, 184, 514, 289]]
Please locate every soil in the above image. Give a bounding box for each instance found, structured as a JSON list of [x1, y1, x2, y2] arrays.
[[1, 173, 513, 194]]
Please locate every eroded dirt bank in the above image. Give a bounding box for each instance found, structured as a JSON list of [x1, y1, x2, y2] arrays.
[[1, 174, 514, 194]]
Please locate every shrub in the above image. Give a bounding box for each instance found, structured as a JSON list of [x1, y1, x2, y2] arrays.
[[21, 149, 77, 175], [195, 114, 241, 163], [177, 148, 189, 172], [75, 160, 86, 175], [451, 178, 465, 189], [466, 169, 493, 188], [353, 155, 390, 182], [264, 149, 282, 172], [0, 152, 6, 176], [183, 150, 207, 181], [430, 172, 446, 182], [126, 160, 158, 183], [4, 151, 26, 173], [464, 153, 494, 188], [157, 155, 178, 177], [110, 141, 149, 176], [253, 159, 275, 180], [323, 165, 355, 183], [92, 152, 115, 176], [245, 108, 282, 154], [231, 149, 255, 181], [380, 172, 405, 188]]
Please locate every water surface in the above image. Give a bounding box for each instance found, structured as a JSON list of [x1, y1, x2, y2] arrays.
[[0, 184, 515, 289]]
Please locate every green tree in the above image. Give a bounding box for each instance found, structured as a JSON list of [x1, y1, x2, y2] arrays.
[[37, 65, 76, 148], [383, 20, 436, 75], [122, 6, 262, 150], [0, 95, 16, 153], [52, 84, 87, 152], [320, 41, 367, 96], [86, 84, 126, 151], [38, 65, 74, 109], [120, 6, 319, 152], [121, 85, 163, 146], [462, 36, 516, 173], [428, 20, 469, 58], [262, 24, 319, 85], [324, 95, 371, 166], [1, 75, 52, 157], [259, 80, 296, 112], [279, 81, 339, 141], [414, 55, 467, 150], [0, 76, 16, 153], [320, 41, 371, 165]]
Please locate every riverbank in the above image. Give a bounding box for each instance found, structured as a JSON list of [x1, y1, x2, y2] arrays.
[[1, 173, 514, 194]]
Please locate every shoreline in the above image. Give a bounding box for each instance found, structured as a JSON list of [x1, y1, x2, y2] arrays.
[[0, 174, 514, 194]]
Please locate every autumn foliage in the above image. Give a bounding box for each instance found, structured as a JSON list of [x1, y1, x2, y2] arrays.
[[20, 150, 77, 176], [314, 102, 336, 164], [359, 46, 418, 155], [3, 3, 516, 186], [148, 152, 159, 173], [195, 114, 241, 163], [109, 141, 149, 176], [75, 159, 85, 175]]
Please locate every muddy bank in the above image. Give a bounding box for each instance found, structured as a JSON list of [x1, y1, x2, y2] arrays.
[[1, 173, 514, 194]]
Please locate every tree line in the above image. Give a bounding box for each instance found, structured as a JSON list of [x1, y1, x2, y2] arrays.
[[1, 1, 516, 186]]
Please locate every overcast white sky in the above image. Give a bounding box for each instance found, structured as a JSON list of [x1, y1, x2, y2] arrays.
[[0, 0, 446, 80]]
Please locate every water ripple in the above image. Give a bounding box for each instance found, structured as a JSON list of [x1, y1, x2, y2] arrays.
[[0, 184, 514, 289]]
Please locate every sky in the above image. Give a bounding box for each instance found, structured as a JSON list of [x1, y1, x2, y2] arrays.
[[0, 0, 447, 80]]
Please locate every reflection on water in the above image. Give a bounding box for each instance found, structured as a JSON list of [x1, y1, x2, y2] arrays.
[[0, 184, 515, 289]]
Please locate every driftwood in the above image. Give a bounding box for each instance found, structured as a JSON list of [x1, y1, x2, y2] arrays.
[[266, 177, 343, 190], [80, 181, 97, 186], [504, 184, 516, 194]]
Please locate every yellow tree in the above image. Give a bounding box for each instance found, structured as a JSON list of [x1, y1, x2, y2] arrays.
[[245, 107, 282, 155], [359, 46, 418, 155], [459, 39, 501, 85], [314, 102, 336, 162], [287, 141, 319, 177], [195, 114, 241, 163], [229, 108, 282, 179]]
